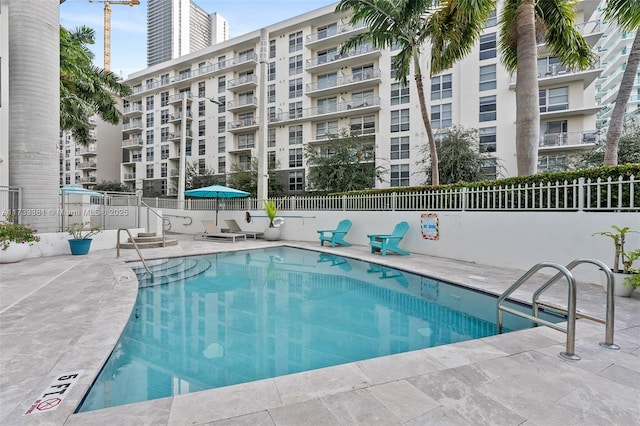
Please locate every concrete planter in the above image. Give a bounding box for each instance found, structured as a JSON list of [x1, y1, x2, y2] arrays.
[[0, 242, 30, 263], [601, 271, 635, 297], [263, 227, 281, 241]]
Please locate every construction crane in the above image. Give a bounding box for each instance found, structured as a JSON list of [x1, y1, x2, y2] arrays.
[[89, 0, 140, 71]]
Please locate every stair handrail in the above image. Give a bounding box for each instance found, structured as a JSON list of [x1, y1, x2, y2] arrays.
[[497, 262, 579, 360], [116, 228, 151, 276], [139, 200, 166, 247], [531, 258, 618, 350]]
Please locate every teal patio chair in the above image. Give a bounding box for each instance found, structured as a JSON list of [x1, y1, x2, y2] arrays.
[[317, 219, 353, 247], [367, 221, 410, 256]]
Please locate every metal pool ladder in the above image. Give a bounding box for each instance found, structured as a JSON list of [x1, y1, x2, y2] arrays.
[[116, 228, 152, 276], [497, 259, 619, 361]]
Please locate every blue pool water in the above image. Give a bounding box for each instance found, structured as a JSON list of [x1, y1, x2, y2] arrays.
[[77, 247, 561, 412]]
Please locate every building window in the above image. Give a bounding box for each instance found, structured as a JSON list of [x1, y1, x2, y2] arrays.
[[146, 113, 154, 128], [390, 136, 410, 159], [289, 170, 304, 191], [268, 151, 276, 168], [146, 96, 154, 111], [390, 55, 398, 79], [160, 109, 169, 125], [198, 101, 206, 117], [198, 158, 206, 174], [237, 133, 255, 149], [352, 63, 374, 80], [352, 89, 374, 108], [541, 120, 568, 146], [218, 117, 226, 133], [479, 65, 497, 91], [160, 127, 169, 142], [146, 164, 154, 179], [431, 103, 452, 128], [390, 164, 409, 187], [218, 76, 226, 93], [538, 56, 565, 77], [431, 74, 452, 100], [198, 120, 206, 137], [267, 84, 276, 103], [391, 83, 409, 105], [479, 95, 497, 121], [316, 120, 338, 140], [317, 47, 338, 64], [539, 86, 569, 112], [146, 130, 154, 145], [317, 72, 338, 90], [479, 33, 497, 60], [161, 163, 167, 178], [479, 127, 497, 152], [238, 154, 251, 170], [391, 109, 410, 132], [185, 142, 191, 157], [160, 91, 169, 107], [317, 97, 337, 114], [481, 158, 498, 179], [289, 54, 303, 75], [218, 136, 225, 153], [289, 148, 303, 167], [268, 62, 276, 81], [538, 155, 567, 172], [484, 8, 497, 28], [217, 95, 226, 113], [288, 101, 303, 119], [218, 157, 226, 173], [269, 39, 276, 58], [350, 115, 375, 135], [161, 144, 169, 159], [268, 106, 277, 122], [198, 81, 205, 98], [289, 31, 303, 53], [289, 78, 303, 98], [268, 128, 276, 148], [198, 139, 206, 155], [289, 125, 303, 144]]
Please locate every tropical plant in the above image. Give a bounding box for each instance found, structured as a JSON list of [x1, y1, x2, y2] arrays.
[[498, 0, 597, 176], [593, 225, 640, 288], [227, 158, 284, 197], [336, 0, 495, 186], [417, 126, 496, 184], [0, 215, 41, 251], [573, 123, 640, 168], [602, 0, 640, 165], [60, 25, 132, 146], [304, 130, 386, 192], [92, 181, 130, 192], [67, 222, 102, 240], [263, 199, 286, 228]]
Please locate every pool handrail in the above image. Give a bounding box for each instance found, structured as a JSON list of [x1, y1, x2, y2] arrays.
[[116, 228, 152, 276]]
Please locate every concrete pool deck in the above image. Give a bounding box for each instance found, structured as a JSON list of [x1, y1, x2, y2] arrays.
[[1, 235, 639, 425]]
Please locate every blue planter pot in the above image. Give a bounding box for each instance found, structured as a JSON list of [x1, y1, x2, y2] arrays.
[[68, 239, 92, 255]]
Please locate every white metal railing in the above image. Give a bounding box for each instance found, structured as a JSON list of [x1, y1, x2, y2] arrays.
[[539, 130, 599, 147], [141, 176, 638, 213]]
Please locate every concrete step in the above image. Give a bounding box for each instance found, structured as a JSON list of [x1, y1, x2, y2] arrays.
[[137, 232, 158, 238], [120, 238, 179, 249], [129, 235, 166, 243]]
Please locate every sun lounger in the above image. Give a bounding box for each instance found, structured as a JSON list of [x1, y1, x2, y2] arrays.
[[224, 219, 263, 239], [198, 220, 247, 242]]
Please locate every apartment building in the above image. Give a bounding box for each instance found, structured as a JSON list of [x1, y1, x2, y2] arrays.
[[122, 1, 605, 196], [147, 0, 229, 67], [59, 117, 123, 188]]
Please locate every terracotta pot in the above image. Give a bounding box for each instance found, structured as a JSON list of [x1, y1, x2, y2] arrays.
[[0, 242, 30, 263]]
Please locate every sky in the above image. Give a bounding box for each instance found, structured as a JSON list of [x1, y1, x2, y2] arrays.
[[60, 0, 338, 79]]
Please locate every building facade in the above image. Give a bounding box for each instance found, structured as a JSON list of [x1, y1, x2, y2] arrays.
[[124, 1, 606, 197], [147, 0, 229, 67]]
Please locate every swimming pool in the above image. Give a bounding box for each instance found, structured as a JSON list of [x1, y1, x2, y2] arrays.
[[77, 246, 561, 412]]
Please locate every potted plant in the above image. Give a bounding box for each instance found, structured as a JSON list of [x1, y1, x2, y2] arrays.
[[0, 214, 40, 263], [263, 199, 285, 241], [593, 225, 639, 297], [67, 222, 102, 255]]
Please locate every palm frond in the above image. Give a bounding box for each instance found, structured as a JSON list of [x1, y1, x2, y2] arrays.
[[603, 0, 640, 31]]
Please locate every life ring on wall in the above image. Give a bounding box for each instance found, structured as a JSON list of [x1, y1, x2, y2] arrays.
[[272, 217, 285, 228], [245, 211, 252, 223]]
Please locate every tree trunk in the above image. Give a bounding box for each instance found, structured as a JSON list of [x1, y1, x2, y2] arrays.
[[8, 0, 61, 232], [414, 55, 439, 186], [604, 31, 640, 165], [515, 0, 540, 176]]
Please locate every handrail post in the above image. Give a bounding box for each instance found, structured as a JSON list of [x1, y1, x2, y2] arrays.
[[116, 228, 151, 276]]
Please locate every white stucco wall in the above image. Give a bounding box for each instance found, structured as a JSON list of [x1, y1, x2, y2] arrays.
[[25, 228, 144, 258]]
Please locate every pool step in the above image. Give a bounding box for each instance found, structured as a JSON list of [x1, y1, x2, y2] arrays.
[[120, 232, 179, 249], [136, 259, 212, 288]]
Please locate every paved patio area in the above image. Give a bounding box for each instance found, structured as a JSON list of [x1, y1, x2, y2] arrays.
[[1, 235, 638, 425]]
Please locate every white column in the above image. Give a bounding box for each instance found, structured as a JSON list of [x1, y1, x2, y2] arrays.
[[177, 95, 188, 208], [256, 28, 269, 202]]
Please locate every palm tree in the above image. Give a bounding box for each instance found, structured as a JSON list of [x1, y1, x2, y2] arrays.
[[602, 0, 640, 165], [8, 0, 61, 232], [336, 0, 494, 186], [499, 0, 597, 175], [60, 26, 131, 146]]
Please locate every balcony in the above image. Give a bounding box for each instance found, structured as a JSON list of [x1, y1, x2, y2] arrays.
[[170, 169, 179, 177], [227, 96, 258, 113], [306, 45, 381, 73], [80, 176, 97, 184], [122, 138, 143, 149], [306, 69, 382, 97], [168, 131, 192, 141], [509, 63, 602, 90], [122, 119, 143, 133], [123, 173, 136, 181], [168, 92, 191, 105], [574, 20, 603, 46], [78, 149, 97, 157], [538, 130, 599, 151], [123, 104, 144, 116], [227, 118, 259, 133], [79, 161, 97, 170], [305, 22, 367, 49], [227, 74, 258, 93], [275, 97, 381, 123], [169, 112, 192, 123]]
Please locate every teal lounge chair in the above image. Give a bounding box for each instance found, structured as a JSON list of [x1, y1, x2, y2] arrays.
[[368, 221, 410, 256], [317, 219, 352, 247]]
